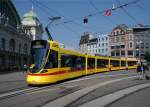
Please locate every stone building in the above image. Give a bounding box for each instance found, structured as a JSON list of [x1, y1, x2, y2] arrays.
[[0, 0, 32, 71], [22, 6, 43, 40], [79, 32, 110, 56], [79, 32, 93, 53], [97, 34, 110, 56], [87, 38, 98, 55], [109, 24, 150, 59]]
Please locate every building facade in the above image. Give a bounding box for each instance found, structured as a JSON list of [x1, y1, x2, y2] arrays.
[[22, 7, 43, 40], [97, 34, 109, 56], [79, 32, 93, 53], [87, 38, 98, 55], [79, 32, 110, 56], [0, 0, 32, 71], [109, 24, 150, 58]]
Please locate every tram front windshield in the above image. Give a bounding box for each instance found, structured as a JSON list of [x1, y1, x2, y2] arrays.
[[30, 40, 48, 73]]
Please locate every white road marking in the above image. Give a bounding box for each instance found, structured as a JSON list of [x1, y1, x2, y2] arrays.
[[43, 75, 139, 107], [0, 70, 137, 99], [25, 85, 78, 95], [79, 83, 150, 107], [0, 87, 38, 99], [65, 72, 136, 83]]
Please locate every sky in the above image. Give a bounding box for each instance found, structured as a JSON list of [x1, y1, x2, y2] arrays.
[[12, 0, 150, 49]]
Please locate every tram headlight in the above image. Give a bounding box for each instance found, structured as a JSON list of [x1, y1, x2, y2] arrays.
[[41, 70, 48, 73]]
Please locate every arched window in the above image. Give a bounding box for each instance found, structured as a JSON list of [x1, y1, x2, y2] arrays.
[[23, 44, 28, 54], [1, 38, 6, 50], [9, 39, 15, 52], [19, 44, 21, 53]]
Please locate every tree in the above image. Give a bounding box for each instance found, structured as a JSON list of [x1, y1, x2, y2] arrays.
[[144, 52, 150, 62]]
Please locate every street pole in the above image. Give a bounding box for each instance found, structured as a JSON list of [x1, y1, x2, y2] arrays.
[[136, 41, 142, 64]]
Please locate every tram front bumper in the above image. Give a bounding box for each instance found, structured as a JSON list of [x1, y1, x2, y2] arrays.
[[26, 74, 57, 85]]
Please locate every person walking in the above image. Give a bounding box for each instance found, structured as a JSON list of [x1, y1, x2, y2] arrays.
[[137, 63, 145, 79], [23, 64, 28, 74], [137, 64, 142, 79]]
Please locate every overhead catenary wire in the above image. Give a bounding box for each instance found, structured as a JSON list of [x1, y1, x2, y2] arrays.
[[115, 0, 140, 24], [29, 0, 141, 36], [87, 0, 115, 26], [33, 0, 141, 26], [136, 3, 150, 14], [31, 0, 107, 37], [30, 0, 54, 17], [54, 0, 141, 26], [31, 0, 85, 38]]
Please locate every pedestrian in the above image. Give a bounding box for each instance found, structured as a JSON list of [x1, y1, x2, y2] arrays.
[[137, 63, 145, 79], [23, 64, 28, 74], [137, 64, 142, 79]]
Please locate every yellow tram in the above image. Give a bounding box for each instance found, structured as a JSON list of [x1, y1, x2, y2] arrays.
[[27, 40, 137, 85]]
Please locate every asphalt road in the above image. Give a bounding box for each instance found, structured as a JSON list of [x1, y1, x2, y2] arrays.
[[107, 86, 150, 107], [0, 70, 150, 107]]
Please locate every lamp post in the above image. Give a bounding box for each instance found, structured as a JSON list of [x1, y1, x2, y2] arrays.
[[136, 41, 142, 64], [45, 16, 61, 41]]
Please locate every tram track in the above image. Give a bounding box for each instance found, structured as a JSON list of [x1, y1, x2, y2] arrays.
[[0, 71, 141, 102], [0, 81, 80, 101], [0, 80, 25, 84]]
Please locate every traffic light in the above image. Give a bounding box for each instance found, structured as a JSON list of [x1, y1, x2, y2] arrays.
[[83, 17, 88, 24]]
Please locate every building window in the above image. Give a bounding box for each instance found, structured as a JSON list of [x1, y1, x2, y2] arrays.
[[121, 51, 125, 56], [102, 49, 104, 53], [9, 39, 15, 52], [116, 51, 120, 56], [116, 46, 120, 49], [146, 43, 149, 46], [130, 42, 132, 48], [106, 37, 108, 41], [106, 43, 108, 46], [146, 46, 149, 49], [102, 38, 104, 41], [111, 51, 115, 56], [1, 38, 5, 50], [121, 45, 125, 48], [99, 49, 100, 52], [113, 32, 115, 35], [117, 31, 119, 35], [23, 44, 28, 54], [19, 44, 21, 53], [128, 51, 133, 56], [111, 46, 114, 49]]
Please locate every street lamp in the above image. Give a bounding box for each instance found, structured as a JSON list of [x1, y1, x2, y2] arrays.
[[45, 16, 61, 41], [136, 41, 142, 64]]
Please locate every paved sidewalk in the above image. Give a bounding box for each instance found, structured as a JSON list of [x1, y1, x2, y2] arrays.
[[0, 71, 26, 82]]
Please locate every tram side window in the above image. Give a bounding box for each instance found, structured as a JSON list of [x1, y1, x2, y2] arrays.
[[121, 61, 126, 67], [88, 58, 95, 69], [73, 56, 85, 69], [61, 54, 72, 67], [97, 59, 108, 68], [45, 50, 58, 68], [128, 61, 136, 66], [61, 54, 85, 69], [111, 60, 119, 67]]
